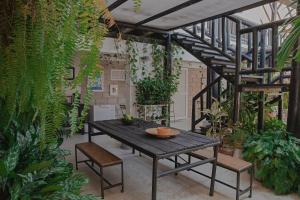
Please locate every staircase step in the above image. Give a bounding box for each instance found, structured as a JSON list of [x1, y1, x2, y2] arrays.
[[241, 75, 264, 82], [209, 57, 234, 66], [191, 46, 220, 54], [239, 84, 289, 93], [212, 65, 236, 74], [182, 40, 209, 48]]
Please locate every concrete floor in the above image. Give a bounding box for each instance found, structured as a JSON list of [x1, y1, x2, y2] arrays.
[[61, 119, 300, 200]]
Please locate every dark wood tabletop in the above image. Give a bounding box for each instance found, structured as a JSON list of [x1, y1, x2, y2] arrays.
[[89, 119, 220, 159]]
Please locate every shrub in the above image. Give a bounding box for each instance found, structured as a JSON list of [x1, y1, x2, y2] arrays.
[[243, 120, 300, 195]]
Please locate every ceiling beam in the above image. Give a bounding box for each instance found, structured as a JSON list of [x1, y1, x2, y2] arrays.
[[107, 0, 128, 11], [134, 0, 203, 26], [168, 0, 278, 31], [117, 21, 169, 34]]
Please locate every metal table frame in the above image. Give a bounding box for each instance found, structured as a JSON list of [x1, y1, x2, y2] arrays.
[[88, 121, 220, 200]]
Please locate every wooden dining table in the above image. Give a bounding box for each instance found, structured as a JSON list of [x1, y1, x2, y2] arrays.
[[88, 119, 220, 200]]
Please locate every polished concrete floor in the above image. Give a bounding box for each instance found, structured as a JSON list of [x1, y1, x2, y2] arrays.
[[61, 120, 300, 200]]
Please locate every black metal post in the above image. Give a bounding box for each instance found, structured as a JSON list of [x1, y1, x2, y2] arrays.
[[75, 147, 78, 170], [287, 0, 300, 139], [258, 30, 265, 130], [209, 145, 218, 196], [121, 163, 124, 192], [100, 167, 104, 198], [201, 22, 205, 40], [252, 29, 258, 71], [233, 21, 242, 122], [207, 67, 212, 108], [88, 123, 92, 142], [257, 91, 264, 130], [236, 172, 240, 200], [164, 34, 172, 126], [152, 158, 158, 200], [278, 72, 283, 120], [222, 17, 227, 54]]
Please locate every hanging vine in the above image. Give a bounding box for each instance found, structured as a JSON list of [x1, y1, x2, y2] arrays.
[[127, 40, 184, 105]]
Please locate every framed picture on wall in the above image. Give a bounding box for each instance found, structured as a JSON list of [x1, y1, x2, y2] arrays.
[[65, 67, 75, 80], [110, 84, 118, 96], [91, 73, 104, 92]]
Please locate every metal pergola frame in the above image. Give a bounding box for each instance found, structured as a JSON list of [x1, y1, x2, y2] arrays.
[[105, 0, 277, 37]]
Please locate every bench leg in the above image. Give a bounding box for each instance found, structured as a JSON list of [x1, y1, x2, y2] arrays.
[[249, 166, 254, 198], [100, 167, 104, 198], [75, 147, 78, 170], [121, 163, 124, 192], [209, 146, 218, 196], [236, 171, 240, 200], [132, 148, 135, 154]]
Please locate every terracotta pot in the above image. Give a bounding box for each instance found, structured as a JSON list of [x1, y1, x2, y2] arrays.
[[219, 146, 234, 156]]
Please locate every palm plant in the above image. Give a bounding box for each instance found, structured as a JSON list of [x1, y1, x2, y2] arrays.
[[277, 0, 300, 67]]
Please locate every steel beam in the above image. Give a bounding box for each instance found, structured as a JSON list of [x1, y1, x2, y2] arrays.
[[135, 0, 203, 26], [107, 0, 128, 11]]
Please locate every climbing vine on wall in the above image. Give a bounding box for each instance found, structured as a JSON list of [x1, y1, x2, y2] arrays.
[[126, 39, 184, 105]]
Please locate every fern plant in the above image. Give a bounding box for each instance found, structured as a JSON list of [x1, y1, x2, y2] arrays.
[[0, 0, 117, 199]]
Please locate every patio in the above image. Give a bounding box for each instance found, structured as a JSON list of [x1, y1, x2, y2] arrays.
[[62, 127, 300, 200]]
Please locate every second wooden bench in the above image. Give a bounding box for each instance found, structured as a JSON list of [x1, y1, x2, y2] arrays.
[[188, 149, 253, 200]]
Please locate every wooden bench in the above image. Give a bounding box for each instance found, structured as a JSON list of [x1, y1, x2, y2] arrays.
[[188, 149, 253, 200], [75, 142, 124, 198]]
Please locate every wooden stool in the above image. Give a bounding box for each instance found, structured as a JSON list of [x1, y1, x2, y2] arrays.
[[75, 142, 124, 198]]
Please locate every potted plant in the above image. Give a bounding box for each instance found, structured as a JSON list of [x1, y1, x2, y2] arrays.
[[202, 99, 234, 155]]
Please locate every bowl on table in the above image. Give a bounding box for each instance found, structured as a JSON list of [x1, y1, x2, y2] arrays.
[[145, 127, 180, 138]]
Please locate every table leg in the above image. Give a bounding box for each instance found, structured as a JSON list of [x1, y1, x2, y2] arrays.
[[152, 158, 158, 200], [209, 145, 218, 196], [175, 155, 178, 176]]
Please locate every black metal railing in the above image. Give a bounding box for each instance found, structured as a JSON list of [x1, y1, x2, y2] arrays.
[[191, 76, 222, 132]]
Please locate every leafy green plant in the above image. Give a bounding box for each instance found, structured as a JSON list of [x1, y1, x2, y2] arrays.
[[127, 40, 183, 105], [0, 0, 119, 199], [202, 99, 230, 138], [0, 124, 97, 200], [277, 0, 300, 68], [243, 119, 300, 195]]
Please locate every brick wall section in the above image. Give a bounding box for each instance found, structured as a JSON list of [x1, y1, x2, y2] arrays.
[[185, 62, 207, 118], [92, 58, 130, 110]]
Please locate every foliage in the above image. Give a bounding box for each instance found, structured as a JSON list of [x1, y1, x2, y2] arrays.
[[0, 0, 116, 199], [0, 125, 98, 200], [202, 99, 231, 138], [243, 119, 300, 195], [132, 0, 142, 13], [277, 0, 300, 68], [127, 40, 183, 105]]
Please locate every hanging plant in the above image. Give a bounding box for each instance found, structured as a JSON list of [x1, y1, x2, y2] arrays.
[[0, 0, 124, 198], [127, 40, 184, 105]]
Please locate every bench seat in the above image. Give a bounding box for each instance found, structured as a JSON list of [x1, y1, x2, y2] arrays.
[[190, 149, 252, 172], [75, 142, 124, 198], [188, 148, 253, 200], [76, 142, 122, 167]]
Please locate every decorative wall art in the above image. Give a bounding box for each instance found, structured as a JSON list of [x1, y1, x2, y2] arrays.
[[110, 84, 118, 96], [65, 67, 75, 80], [91, 73, 104, 92]]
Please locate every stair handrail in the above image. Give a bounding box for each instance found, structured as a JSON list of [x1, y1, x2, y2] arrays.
[[191, 76, 222, 131]]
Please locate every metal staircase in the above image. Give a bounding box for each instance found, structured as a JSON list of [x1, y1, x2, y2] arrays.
[[172, 16, 292, 132]]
